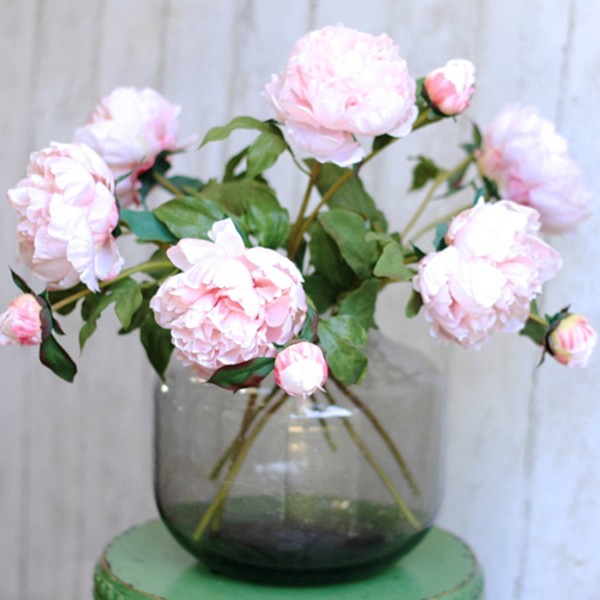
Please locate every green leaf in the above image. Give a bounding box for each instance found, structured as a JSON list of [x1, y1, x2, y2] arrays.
[[308, 221, 357, 291], [224, 146, 250, 181], [410, 155, 441, 191], [153, 197, 225, 240], [118, 285, 157, 335], [371, 134, 395, 153], [10, 269, 34, 295], [298, 304, 319, 342], [200, 116, 274, 147], [137, 151, 172, 206], [47, 284, 87, 316], [318, 209, 378, 279], [405, 290, 424, 318], [114, 284, 143, 330], [168, 175, 205, 194], [318, 316, 368, 385], [79, 293, 117, 350], [519, 317, 547, 346], [39, 334, 77, 382], [373, 241, 414, 281], [209, 357, 275, 391], [140, 317, 173, 381], [433, 223, 449, 251], [120, 209, 178, 243], [338, 279, 382, 330], [303, 272, 340, 314], [246, 131, 287, 179], [314, 162, 387, 231]]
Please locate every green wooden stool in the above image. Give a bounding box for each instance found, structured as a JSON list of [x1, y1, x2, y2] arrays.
[[93, 519, 484, 599]]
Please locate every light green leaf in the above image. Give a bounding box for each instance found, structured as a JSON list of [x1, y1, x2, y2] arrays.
[[373, 241, 415, 281], [200, 116, 274, 147], [153, 197, 225, 240], [120, 209, 178, 243], [405, 290, 424, 318], [246, 131, 287, 179], [114, 284, 143, 330], [338, 279, 382, 330]]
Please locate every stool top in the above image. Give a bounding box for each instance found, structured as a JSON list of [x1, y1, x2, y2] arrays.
[[94, 520, 484, 599]]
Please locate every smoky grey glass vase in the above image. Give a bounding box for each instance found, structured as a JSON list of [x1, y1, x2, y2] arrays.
[[154, 332, 446, 584]]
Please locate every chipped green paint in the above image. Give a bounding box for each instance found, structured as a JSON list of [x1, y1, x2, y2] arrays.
[[93, 520, 484, 599]]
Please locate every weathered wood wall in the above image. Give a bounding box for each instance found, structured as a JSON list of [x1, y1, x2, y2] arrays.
[[1, 1, 598, 598]]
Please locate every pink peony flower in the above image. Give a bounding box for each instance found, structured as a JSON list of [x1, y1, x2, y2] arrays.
[[413, 200, 563, 349], [477, 104, 591, 232], [0, 294, 43, 346], [274, 342, 328, 398], [74, 87, 182, 207], [263, 25, 418, 167], [150, 219, 307, 379], [547, 313, 597, 367], [6, 142, 123, 292], [424, 59, 475, 116]]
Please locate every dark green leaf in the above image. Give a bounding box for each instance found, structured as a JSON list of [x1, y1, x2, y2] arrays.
[[314, 162, 387, 231], [137, 152, 172, 206], [371, 134, 395, 153], [246, 131, 287, 179], [140, 317, 173, 381], [120, 208, 178, 243], [373, 241, 414, 281], [433, 223, 449, 251], [338, 279, 382, 330], [318, 209, 378, 279], [519, 317, 547, 346], [200, 116, 274, 147], [209, 357, 275, 391], [79, 293, 116, 349], [405, 290, 424, 318], [10, 269, 33, 294], [39, 334, 77, 382], [410, 155, 441, 191], [298, 304, 319, 342], [153, 197, 225, 240], [168, 175, 205, 194], [320, 314, 367, 348], [303, 272, 340, 314], [224, 146, 249, 181]]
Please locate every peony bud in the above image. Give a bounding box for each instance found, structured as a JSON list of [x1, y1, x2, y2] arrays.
[[274, 342, 328, 398], [424, 59, 476, 116], [0, 294, 43, 346], [547, 313, 597, 367]]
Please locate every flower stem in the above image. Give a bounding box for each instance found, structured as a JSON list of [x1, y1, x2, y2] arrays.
[[321, 387, 421, 531], [309, 396, 338, 452], [153, 171, 184, 197], [329, 376, 421, 496], [409, 202, 473, 242], [401, 154, 474, 241], [51, 260, 174, 312], [193, 390, 289, 541], [287, 161, 321, 257]]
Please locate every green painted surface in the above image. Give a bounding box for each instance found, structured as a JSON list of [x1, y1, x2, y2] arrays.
[[93, 519, 484, 599]]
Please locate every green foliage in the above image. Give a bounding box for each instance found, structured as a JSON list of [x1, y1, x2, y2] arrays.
[[200, 116, 276, 147], [338, 279, 382, 330], [120, 209, 178, 243], [209, 357, 275, 391], [405, 290, 424, 319], [410, 156, 441, 191], [140, 316, 173, 381], [153, 197, 225, 240], [373, 240, 415, 281], [39, 335, 77, 382], [246, 130, 287, 179]]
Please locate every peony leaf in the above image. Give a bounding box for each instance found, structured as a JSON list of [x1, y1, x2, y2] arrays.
[[114, 284, 143, 331], [209, 357, 275, 391], [405, 290, 424, 318], [153, 197, 225, 240], [373, 241, 415, 281], [246, 131, 287, 179], [120, 209, 178, 243], [10, 269, 34, 295], [39, 334, 77, 382], [318, 209, 378, 280], [200, 116, 275, 147], [140, 317, 173, 381], [410, 155, 441, 191], [338, 279, 382, 330], [303, 272, 339, 314], [298, 304, 319, 342]]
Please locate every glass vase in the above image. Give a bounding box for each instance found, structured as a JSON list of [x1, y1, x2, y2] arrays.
[[154, 332, 446, 584]]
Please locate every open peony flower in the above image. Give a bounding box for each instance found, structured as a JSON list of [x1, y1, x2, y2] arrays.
[[263, 24, 417, 167], [274, 342, 328, 398], [0, 294, 43, 346], [150, 219, 307, 379], [477, 104, 591, 232], [413, 200, 563, 349], [547, 313, 597, 367], [6, 142, 123, 292], [424, 59, 476, 116], [74, 87, 182, 207]]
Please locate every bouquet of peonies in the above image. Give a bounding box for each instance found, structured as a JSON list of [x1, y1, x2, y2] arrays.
[[0, 24, 597, 397]]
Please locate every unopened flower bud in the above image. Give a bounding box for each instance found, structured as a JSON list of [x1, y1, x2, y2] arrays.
[[0, 294, 43, 346], [274, 342, 328, 398], [547, 313, 597, 367], [424, 59, 475, 116]]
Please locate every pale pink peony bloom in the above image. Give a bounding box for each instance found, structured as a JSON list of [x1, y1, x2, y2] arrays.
[[74, 87, 182, 206], [150, 219, 307, 379], [0, 294, 43, 346], [6, 142, 123, 292], [547, 313, 597, 367], [413, 200, 563, 349], [274, 342, 328, 398], [477, 104, 591, 232], [424, 59, 475, 116], [263, 24, 418, 167]]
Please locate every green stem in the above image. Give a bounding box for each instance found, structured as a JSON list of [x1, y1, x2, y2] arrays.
[[409, 202, 473, 242], [528, 312, 548, 327], [309, 396, 338, 452], [51, 260, 174, 312], [321, 387, 421, 531], [401, 154, 474, 241], [193, 391, 289, 541], [330, 376, 420, 497], [153, 171, 184, 197], [287, 161, 321, 256]]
